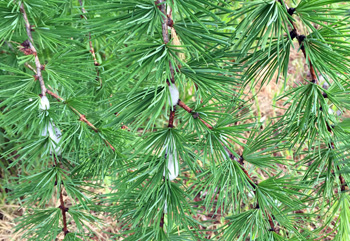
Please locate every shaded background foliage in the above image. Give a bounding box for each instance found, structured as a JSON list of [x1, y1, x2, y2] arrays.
[[1, 0, 350, 240]]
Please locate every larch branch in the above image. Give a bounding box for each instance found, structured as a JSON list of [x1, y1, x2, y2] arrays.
[[278, 0, 317, 83], [158, 0, 177, 128], [78, 0, 101, 86], [46, 90, 115, 152], [54, 158, 69, 236], [20, 3, 47, 96], [279, 0, 346, 215], [59, 182, 69, 235], [177, 100, 213, 129]]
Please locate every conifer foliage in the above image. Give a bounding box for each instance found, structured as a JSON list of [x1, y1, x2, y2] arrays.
[[1, 0, 350, 240]]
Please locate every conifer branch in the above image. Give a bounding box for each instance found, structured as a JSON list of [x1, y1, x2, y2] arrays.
[[177, 100, 265, 206], [279, 0, 346, 192], [21, 55, 115, 151], [54, 158, 69, 236], [78, 0, 101, 86], [20, 3, 47, 96], [18, 12, 114, 153], [158, 0, 177, 129], [177, 100, 213, 129], [159, 0, 169, 45], [20, 5, 71, 235], [20, 3, 112, 148], [59, 185, 69, 236], [46, 90, 115, 152], [278, 0, 317, 83], [178, 98, 275, 231], [225, 149, 276, 232], [158, 0, 171, 230]]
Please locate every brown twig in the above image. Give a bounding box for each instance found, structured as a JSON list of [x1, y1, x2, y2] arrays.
[[339, 171, 346, 192], [224, 141, 276, 232], [54, 158, 69, 236], [177, 100, 192, 113], [279, 0, 346, 191], [159, 0, 169, 45], [160, 212, 165, 228], [168, 108, 176, 128], [177, 100, 213, 129], [278, 0, 317, 83], [20, 3, 47, 96], [46, 90, 64, 102], [59, 182, 69, 236], [78, 0, 101, 86], [46, 90, 115, 152], [158, 0, 178, 129]]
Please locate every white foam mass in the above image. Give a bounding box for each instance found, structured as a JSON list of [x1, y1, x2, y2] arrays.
[[42, 121, 62, 155], [39, 96, 50, 110], [163, 150, 179, 181], [168, 83, 179, 106], [164, 199, 168, 214]]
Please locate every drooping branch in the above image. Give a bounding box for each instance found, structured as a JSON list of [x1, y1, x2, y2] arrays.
[[20, 5, 71, 235], [20, 3, 47, 96], [226, 149, 276, 231], [278, 0, 346, 192], [19, 3, 115, 152], [278, 0, 317, 83], [53, 157, 69, 236], [59, 185, 69, 236], [53, 157, 69, 237], [178, 98, 276, 231], [158, 0, 178, 129]]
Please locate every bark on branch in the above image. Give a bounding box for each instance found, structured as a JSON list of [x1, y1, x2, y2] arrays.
[[78, 0, 101, 85], [19, 4, 114, 152], [177, 100, 213, 129], [46, 90, 115, 152], [279, 0, 346, 225], [278, 0, 317, 83], [54, 158, 69, 236], [20, 3, 47, 96]]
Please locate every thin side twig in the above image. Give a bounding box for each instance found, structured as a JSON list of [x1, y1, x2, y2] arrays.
[[46, 90, 115, 151], [78, 0, 101, 85], [177, 100, 213, 129], [53, 158, 69, 236]]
